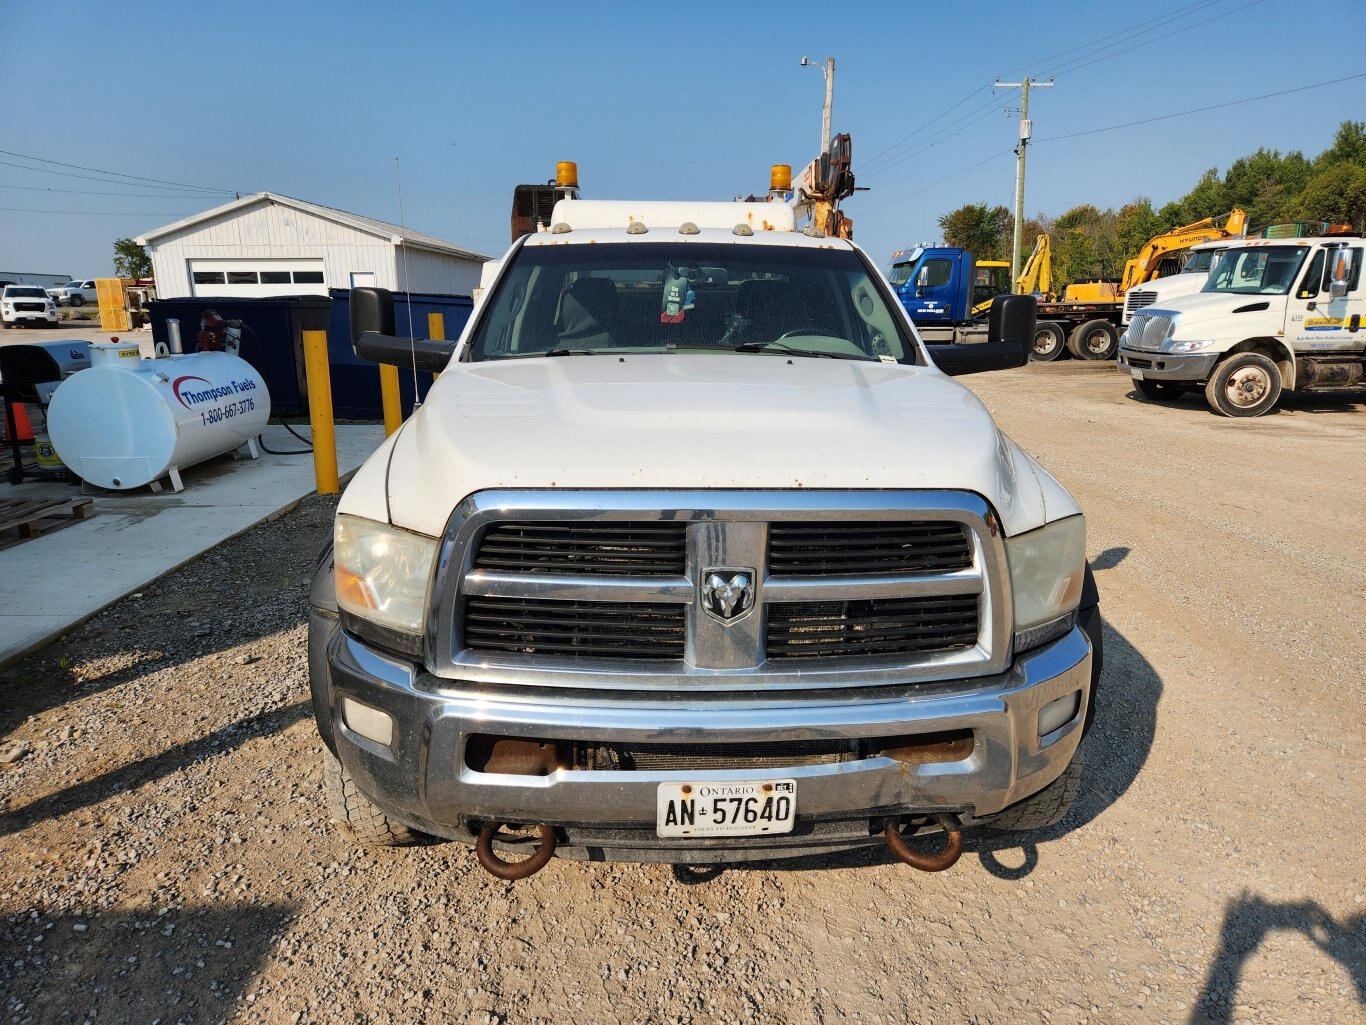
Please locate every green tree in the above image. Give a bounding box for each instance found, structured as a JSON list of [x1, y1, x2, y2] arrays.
[[112, 238, 151, 279], [937, 203, 1011, 260], [1115, 198, 1165, 262], [1289, 163, 1366, 231], [1314, 120, 1366, 170], [1221, 148, 1311, 225]]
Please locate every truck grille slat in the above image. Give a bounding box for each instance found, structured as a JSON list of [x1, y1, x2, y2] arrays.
[[767, 596, 979, 659], [463, 596, 685, 659], [474, 521, 687, 576], [768, 522, 971, 576]]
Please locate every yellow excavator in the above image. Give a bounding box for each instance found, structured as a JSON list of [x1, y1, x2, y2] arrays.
[[1024, 208, 1248, 362]]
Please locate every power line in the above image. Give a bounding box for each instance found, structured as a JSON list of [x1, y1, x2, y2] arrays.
[[0, 148, 237, 194], [1035, 73, 1366, 143], [858, 84, 992, 175], [999, 0, 1226, 77], [0, 206, 190, 217], [857, 149, 1015, 217], [1041, 0, 1266, 78], [0, 182, 225, 200], [0, 157, 232, 194], [859, 92, 1009, 180]]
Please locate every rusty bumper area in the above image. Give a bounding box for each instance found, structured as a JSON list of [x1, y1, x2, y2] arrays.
[[320, 624, 1091, 866]]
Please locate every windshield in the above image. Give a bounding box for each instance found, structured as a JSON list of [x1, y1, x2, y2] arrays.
[[6, 287, 48, 298], [470, 241, 916, 364], [888, 261, 915, 286], [1203, 246, 1308, 295], [64, 281, 82, 288], [1182, 250, 1219, 274]]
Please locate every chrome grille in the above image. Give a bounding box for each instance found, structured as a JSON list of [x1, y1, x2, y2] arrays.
[[766, 596, 979, 660], [462, 596, 685, 659], [439, 491, 1009, 692], [1124, 290, 1157, 316], [473, 521, 686, 575], [768, 522, 970, 576], [1124, 312, 1174, 352]]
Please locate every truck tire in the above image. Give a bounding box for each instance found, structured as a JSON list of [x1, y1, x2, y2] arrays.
[[984, 750, 1084, 832], [1204, 352, 1281, 417], [1135, 379, 1187, 401], [1067, 319, 1119, 360], [1030, 322, 1067, 362], [322, 748, 423, 847], [69, 295, 85, 307]]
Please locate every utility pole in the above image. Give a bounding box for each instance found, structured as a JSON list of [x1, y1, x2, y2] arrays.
[[994, 76, 1053, 284], [801, 56, 836, 154]]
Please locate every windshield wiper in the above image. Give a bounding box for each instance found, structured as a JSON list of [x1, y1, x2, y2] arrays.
[[499, 347, 600, 359], [732, 341, 874, 361]]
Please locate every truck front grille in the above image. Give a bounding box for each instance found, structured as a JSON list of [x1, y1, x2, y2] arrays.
[[768, 522, 970, 576], [1124, 290, 1157, 317], [440, 491, 1008, 691], [766, 596, 979, 660], [474, 521, 687, 575], [462, 596, 685, 659], [1124, 312, 1174, 352]]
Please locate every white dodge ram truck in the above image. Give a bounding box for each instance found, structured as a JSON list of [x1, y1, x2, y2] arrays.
[[309, 183, 1103, 877]]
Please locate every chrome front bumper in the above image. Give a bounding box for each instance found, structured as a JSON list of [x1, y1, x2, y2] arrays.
[[1118, 347, 1218, 382], [319, 623, 1092, 862]]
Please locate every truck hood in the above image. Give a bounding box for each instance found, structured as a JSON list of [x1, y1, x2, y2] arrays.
[[1146, 290, 1276, 328], [346, 354, 1067, 538]]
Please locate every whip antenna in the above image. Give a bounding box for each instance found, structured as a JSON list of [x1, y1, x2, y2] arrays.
[[394, 157, 421, 410]]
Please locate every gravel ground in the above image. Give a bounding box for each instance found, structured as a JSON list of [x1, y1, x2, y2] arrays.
[[1, 361, 1362, 1025]]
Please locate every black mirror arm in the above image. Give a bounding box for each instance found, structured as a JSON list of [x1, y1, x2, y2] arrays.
[[355, 332, 457, 373]]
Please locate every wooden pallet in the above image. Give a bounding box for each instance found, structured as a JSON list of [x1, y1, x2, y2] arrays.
[[0, 496, 94, 545]]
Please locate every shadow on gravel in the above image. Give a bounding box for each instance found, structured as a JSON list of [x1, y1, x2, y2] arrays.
[[0, 901, 295, 1022], [1188, 892, 1364, 1023], [0, 700, 309, 839], [1125, 386, 1366, 416]]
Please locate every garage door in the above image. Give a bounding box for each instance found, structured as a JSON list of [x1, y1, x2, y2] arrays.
[[188, 259, 327, 297]]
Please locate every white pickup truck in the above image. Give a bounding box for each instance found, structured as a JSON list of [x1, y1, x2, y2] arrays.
[[308, 170, 1103, 877], [1119, 235, 1366, 415]]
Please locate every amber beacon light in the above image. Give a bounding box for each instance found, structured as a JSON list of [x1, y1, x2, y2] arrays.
[[770, 164, 793, 191], [556, 161, 579, 189]]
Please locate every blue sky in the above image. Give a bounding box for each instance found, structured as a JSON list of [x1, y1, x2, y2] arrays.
[[1, 0, 1362, 279]]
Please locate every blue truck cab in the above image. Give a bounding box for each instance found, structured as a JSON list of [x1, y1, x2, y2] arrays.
[[888, 247, 1011, 326]]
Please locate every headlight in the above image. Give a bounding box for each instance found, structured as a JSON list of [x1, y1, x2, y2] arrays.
[[1006, 515, 1086, 652], [1165, 339, 1214, 353], [334, 514, 438, 652]]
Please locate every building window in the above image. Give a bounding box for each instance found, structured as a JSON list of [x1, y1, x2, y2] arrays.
[[192, 271, 226, 285], [259, 271, 292, 284], [293, 271, 324, 284], [226, 271, 259, 285]]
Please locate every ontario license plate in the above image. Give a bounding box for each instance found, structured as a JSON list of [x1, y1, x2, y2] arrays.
[[656, 779, 796, 837], [1131, 369, 1145, 380]]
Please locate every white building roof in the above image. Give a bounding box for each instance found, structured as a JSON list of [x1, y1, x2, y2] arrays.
[[136, 191, 488, 262]]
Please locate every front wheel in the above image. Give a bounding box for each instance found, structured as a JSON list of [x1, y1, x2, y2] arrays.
[[322, 748, 424, 847], [69, 296, 85, 307], [1204, 352, 1281, 417], [1067, 319, 1119, 360], [1030, 322, 1068, 362], [985, 751, 1084, 832], [1135, 379, 1187, 401]]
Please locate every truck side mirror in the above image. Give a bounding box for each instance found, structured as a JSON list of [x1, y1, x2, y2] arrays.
[[924, 294, 1034, 377], [914, 265, 929, 296], [1328, 251, 1351, 298], [350, 285, 457, 372]]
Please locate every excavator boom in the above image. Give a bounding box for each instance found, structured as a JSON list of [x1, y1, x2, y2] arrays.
[[1015, 234, 1054, 299], [1119, 208, 1248, 293]]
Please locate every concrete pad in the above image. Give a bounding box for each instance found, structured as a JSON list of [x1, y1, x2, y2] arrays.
[[0, 423, 384, 667]]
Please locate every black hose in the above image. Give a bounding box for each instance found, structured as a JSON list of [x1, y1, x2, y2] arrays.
[[258, 419, 313, 455]]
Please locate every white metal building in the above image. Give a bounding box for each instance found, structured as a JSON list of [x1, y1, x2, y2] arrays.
[[137, 192, 487, 299]]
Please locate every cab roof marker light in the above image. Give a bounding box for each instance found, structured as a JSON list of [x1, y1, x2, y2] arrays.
[[733, 224, 754, 236], [626, 222, 648, 235], [550, 222, 572, 234], [679, 222, 700, 236]]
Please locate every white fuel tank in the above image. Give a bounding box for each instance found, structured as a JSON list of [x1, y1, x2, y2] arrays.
[[47, 343, 270, 490]]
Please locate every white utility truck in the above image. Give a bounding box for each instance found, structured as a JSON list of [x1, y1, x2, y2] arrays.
[[1119, 240, 1229, 326], [308, 165, 1103, 878], [1119, 235, 1366, 415]]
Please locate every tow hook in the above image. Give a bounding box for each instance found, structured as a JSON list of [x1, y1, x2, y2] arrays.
[[884, 812, 964, 872], [474, 823, 557, 880]]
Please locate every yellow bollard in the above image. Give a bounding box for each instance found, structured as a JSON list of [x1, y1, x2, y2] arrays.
[[427, 312, 445, 384], [302, 329, 339, 495], [379, 363, 402, 437]]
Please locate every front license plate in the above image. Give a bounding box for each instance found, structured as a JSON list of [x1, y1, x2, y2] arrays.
[[1131, 369, 1145, 381], [656, 779, 796, 838]]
